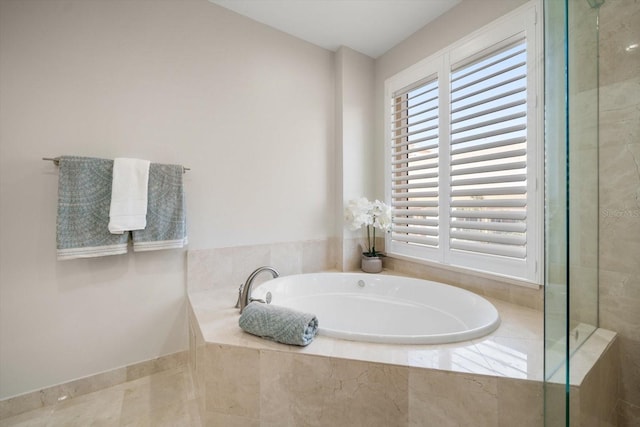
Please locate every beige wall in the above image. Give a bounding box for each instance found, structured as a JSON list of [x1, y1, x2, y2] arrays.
[[597, 0, 640, 424], [0, 0, 335, 398], [335, 46, 376, 270]]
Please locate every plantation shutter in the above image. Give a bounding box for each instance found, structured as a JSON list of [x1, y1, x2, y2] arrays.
[[448, 40, 528, 260], [390, 77, 440, 249], [384, 4, 539, 284]]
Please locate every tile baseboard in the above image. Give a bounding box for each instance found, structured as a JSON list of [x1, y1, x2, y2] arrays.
[[0, 351, 188, 420]]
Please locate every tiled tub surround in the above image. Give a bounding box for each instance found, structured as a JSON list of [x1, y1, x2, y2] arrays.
[[187, 245, 619, 426], [384, 255, 543, 311], [189, 289, 543, 426], [190, 239, 544, 311], [346, 237, 543, 311], [0, 242, 618, 425]]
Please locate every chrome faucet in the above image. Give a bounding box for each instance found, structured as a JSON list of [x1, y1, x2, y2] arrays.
[[237, 266, 279, 313]]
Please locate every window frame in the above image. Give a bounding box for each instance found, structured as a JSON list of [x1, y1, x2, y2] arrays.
[[383, 2, 542, 286]]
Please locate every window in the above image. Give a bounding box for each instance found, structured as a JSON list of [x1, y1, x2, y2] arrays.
[[384, 3, 541, 285]]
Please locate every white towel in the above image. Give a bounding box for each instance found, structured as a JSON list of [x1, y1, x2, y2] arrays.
[[108, 157, 151, 234]]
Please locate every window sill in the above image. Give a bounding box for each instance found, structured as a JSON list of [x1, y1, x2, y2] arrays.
[[384, 252, 542, 290]]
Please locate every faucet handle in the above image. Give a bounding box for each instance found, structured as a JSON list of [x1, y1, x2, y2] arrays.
[[234, 283, 244, 308]]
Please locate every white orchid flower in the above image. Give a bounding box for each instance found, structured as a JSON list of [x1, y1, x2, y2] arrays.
[[345, 197, 393, 256]]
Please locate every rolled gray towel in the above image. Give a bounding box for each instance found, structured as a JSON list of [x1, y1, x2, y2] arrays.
[[238, 302, 319, 346]]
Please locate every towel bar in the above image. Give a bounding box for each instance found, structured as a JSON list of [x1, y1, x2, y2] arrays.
[[42, 157, 190, 173]]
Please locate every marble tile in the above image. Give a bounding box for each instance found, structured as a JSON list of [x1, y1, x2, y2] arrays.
[[301, 239, 335, 273], [599, 270, 640, 409], [543, 382, 568, 426], [408, 368, 498, 426], [187, 247, 235, 292], [570, 385, 583, 427], [47, 385, 125, 427], [205, 411, 259, 427], [0, 391, 52, 421], [600, 269, 640, 300], [384, 256, 543, 310], [568, 0, 599, 94], [0, 366, 199, 427], [599, 141, 640, 209], [599, 0, 640, 87], [599, 283, 640, 342], [231, 244, 272, 286], [342, 237, 364, 271], [121, 401, 199, 427], [60, 368, 129, 403], [406, 341, 497, 376], [187, 240, 337, 292], [0, 406, 53, 427], [599, 78, 640, 136], [578, 336, 620, 427], [328, 237, 340, 271], [261, 351, 409, 426], [189, 322, 206, 427], [617, 399, 640, 427], [507, 283, 544, 311], [598, 216, 640, 277], [119, 368, 190, 425], [125, 351, 188, 382], [203, 344, 260, 420], [619, 338, 640, 410], [598, 0, 640, 420], [324, 358, 408, 427], [475, 336, 543, 380], [259, 351, 332, 425], [269, 241, 303, 276], [570, 266, 598, 327], [0, 352, 187, 421], [489, 299, 543, 342], [496, 377, 543, 427]]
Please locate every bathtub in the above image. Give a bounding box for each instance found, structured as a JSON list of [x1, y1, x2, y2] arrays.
[[250, 272, 501, 344]]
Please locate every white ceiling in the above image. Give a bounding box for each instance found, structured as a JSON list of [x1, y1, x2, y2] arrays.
[[208, 0, 462, 58]]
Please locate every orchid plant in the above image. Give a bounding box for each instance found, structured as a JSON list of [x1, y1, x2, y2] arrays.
[[345, 197, 392, 257]]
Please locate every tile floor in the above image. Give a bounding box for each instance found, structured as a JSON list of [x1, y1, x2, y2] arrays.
[[0, 367, 201, 427]]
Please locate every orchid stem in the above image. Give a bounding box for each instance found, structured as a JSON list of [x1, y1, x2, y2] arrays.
[[372, 226, 376, 256]]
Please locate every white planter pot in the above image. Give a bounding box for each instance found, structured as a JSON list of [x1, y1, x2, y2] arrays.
[[361, 255, 382, 273]]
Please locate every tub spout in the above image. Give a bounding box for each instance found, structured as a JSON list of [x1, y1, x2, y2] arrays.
[[239, 266, 279, 313]]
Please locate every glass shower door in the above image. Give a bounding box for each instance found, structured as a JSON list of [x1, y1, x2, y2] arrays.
[[543, 0, 600, 425]]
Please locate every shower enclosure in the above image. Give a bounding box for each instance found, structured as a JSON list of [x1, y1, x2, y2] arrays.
[[544, 0, 602, 425]]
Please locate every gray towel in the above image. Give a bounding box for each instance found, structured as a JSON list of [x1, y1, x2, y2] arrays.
[[239, 303, 319, 346], [56, 156, 128, 260], [132, 163, 187, 252]]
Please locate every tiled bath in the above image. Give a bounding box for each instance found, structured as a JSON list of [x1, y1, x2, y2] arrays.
[[0, 241, 618, 426], [187, 242, 620, 426]]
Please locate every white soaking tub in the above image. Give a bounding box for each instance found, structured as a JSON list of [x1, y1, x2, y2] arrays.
[[250, 272, 501, 344]]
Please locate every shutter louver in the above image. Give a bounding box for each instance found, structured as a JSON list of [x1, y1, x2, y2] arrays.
[[385, 5, 539, 283], [449, 40, 528, 260], [390, 78, 440, 249]]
